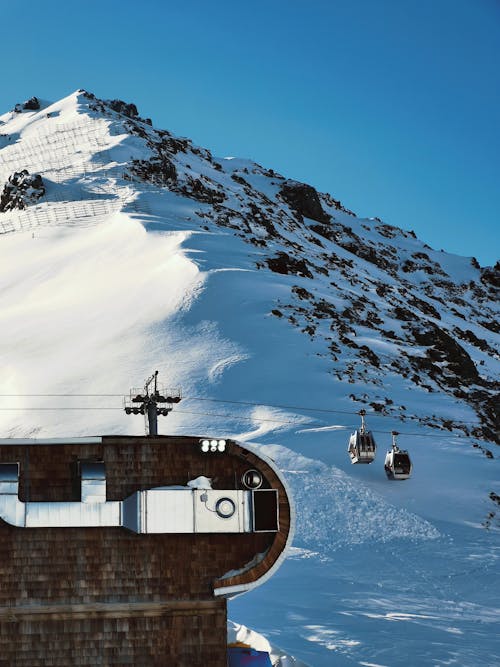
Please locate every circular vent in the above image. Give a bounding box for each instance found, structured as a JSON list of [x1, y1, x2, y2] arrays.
[[215, 497, 236, 519], [242, 469, 263, 490]]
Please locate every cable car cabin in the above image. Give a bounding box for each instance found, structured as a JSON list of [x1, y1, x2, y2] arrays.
[[347, 410, 376, 464], [348, 430, 376, 464], [384, 432, 412, 480]]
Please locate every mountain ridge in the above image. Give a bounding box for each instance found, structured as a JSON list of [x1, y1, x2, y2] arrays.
[[0, 90, 498, 444]]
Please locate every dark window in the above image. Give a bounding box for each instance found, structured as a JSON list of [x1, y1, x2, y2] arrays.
[[394, 454, 411, 474], [253, 489, 279, 532], [360, 433, 376, 452], [0, 463, 19, 481], [79, 461, 106, 480]]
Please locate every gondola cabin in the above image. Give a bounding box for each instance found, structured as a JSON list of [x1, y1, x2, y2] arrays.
[[384, 431, 412, 480], [348, 410, 377, 464]]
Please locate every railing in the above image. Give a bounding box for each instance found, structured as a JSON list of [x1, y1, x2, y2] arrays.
[[0, 199, 121, 235], [0, 118, 116, 184], [0, 116, 150, 235]]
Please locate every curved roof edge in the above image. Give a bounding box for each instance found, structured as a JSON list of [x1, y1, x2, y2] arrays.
[[214, 440, 295, 599]]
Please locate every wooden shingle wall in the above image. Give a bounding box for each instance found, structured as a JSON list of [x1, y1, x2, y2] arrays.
[[0, 436, 291, 666], [0, 604, 226, 666]]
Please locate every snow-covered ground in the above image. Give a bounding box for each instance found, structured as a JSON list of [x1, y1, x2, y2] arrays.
[[0, 92, 499, 666]]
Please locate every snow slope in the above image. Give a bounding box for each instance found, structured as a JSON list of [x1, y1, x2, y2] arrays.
[[0, 91, 499, 666]]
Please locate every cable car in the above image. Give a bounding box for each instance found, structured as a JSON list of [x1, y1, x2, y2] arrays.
[[384, 431, 412, 480], [348, 410, 377, 464]]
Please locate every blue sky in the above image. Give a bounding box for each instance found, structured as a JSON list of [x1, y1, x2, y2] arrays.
[[1, 0, 498, 265]]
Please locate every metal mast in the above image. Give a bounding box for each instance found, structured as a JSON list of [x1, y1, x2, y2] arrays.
[[124, 371, 181, 436], [391, 430, 399, 452], [359, 409, 366, 434]]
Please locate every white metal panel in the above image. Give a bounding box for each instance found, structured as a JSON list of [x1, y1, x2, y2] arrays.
[[143, 489, 195, 533], [0, 484, 255, 535], [0, 481, 19, 495], [0, 496, 26, 527], [80, 462, 107, 503], [81, 478, 107, 504], [193, 490, 250, 533], [25, 500, 121, 527]]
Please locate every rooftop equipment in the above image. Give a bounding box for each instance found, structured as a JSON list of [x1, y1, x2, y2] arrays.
[[384, 431, 412, 480], [200, 438, 226, 453], [241, 470, 263, 490], [348, 410, 377, 464], [0, 461, 280, 534], [80, 461, 106, 503]]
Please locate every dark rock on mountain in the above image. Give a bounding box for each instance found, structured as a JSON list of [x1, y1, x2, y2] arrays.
[[454, 328, 497, 356], [407, 295, 441, 320], [483, 491, 500, 529], [411, 323, 479, 384], [12, 97, 41, 113], [359, 345, 381, 368], [179, 177, 226, 204], [231, 173, 250, 186], [23, 97, 40, 111], [320, 192, 354, 215], [157, 136, 190, 155], [266, 252, 313, 279], [129, 157, 177, 186], [106, 99, 139, 119], [107, 99, 153, 125], [309, 222, 337, 243], [280, 181, 330, 224], [480, 262, 500, 289], [82, 91, 152, 126], [0, 171, 45, 212]]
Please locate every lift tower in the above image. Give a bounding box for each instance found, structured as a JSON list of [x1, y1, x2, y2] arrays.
[[124, 371, 181, 435]]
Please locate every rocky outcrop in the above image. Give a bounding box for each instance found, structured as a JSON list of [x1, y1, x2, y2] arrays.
[[480, 261, 500, 289], [266, 252, 313, 279], [104, 99, 152, 125], [178, 177, 225, 204], [411, 322, 480, 385], [13, 97, 41, 113], [280, 181, 330, 224], [23, 96, 40, 111], [81, 91, 152, 126], [0, 171, 45, 212], [128, 157, 177, 186], [484, 491, 500, 529], [105, 99, 139, 119]]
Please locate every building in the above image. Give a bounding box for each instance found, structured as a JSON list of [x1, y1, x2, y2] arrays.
[[0, 435, 294, 666]]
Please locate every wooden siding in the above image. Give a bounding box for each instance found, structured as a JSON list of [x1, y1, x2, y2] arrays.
[[0, 436, 291, 665], [0, 602, 226, 666]]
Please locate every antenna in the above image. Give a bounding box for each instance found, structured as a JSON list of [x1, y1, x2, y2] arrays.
[[124, 371, 182, 436]]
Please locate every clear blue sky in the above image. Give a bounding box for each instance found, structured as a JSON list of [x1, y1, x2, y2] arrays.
[[1, 0, 498, 265]]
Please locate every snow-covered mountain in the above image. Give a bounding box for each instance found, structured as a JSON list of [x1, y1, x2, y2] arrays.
[[0, 91, 499, 666]]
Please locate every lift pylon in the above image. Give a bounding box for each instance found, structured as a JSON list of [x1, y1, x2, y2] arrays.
[[124, 371, 182, 435]]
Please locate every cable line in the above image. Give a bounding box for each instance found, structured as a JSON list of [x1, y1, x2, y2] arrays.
[[0, 406, 482, 439], [0, 393, 483, 424]]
